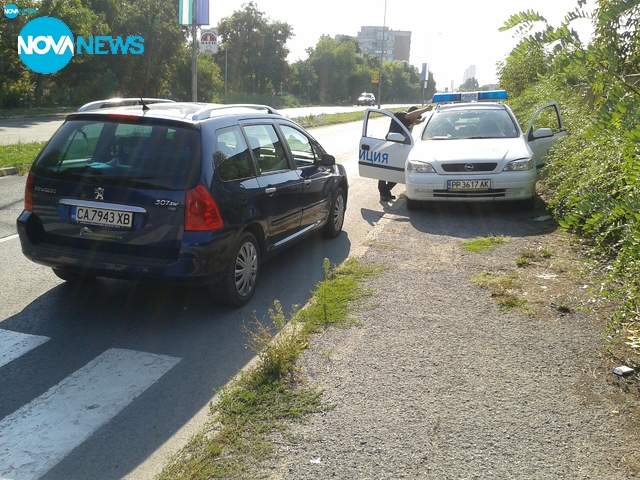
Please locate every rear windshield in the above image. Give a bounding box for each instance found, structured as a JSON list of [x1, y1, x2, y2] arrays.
[[31, 119, 201, 190]]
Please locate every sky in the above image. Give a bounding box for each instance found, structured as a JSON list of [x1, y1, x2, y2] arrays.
[[203, 0, 595, 90]]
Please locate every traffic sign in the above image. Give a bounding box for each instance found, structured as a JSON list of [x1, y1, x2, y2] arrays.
[[200, 29, 218, 54]]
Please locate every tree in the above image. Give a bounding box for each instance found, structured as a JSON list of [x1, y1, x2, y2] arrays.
[[381, 61, 421, 103], [497, 44, 548, 97], [289, 56, 319, 104], [117, 0, 187, 98], [0, 0, 40, 107], [459, 77, 479, 92], [217, 2, 292, 95]]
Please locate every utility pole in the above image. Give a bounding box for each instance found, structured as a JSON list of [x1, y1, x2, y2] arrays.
[[376, 0, 387, 109], [191, 0, 197, 101]]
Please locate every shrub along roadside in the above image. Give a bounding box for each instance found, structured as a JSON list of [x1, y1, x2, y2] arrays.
[[157, 258, 383, 479], [507, 75, 640, 345]]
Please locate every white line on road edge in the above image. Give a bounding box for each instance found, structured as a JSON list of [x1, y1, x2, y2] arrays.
[[0, 234, 19, 243], [0, 329, 49, 368], [0, 348, 181, 480]]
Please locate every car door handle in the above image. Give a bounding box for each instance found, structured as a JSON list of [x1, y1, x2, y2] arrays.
[[304, 180, 312, 186], [361, 144, 370, 151], [265, 187, 276, 195]]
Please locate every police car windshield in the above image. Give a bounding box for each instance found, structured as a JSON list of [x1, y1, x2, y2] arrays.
[[422, 109, 518, 140]]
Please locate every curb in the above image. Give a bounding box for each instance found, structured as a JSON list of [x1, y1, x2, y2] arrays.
[[0, 167, 18, 177]]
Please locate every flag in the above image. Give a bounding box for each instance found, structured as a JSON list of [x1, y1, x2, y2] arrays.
[[179, 0, 210, 26]]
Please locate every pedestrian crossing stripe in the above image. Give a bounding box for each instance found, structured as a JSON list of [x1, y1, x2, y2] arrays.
[[0, 348, 181, 480], [0, 329, 50, 369]]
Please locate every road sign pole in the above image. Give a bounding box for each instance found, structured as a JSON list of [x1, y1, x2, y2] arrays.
[[191, 0, 197, 101], [377, 0, 387, 109]]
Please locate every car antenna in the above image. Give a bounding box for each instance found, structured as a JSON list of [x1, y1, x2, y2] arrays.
[[139, 94, 150, 111]]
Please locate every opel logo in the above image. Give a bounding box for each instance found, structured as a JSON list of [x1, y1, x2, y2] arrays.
[[464, 164, 474, 172], [94, 187, 104, 200]]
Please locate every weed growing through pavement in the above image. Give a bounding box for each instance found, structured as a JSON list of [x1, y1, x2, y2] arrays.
[[471, 272, 532, 314]]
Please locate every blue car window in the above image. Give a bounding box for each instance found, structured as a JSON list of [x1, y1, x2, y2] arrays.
[[214, 126, 256, 181], [242, 124, 290, 173], [280, 125, 316, 167]]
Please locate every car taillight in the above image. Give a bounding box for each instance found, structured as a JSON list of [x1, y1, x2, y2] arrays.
[[24, 171, 34, 212], [185, 184, 224, 231]]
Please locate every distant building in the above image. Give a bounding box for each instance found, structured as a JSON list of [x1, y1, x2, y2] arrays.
[[356, 26, 411, 62], [463, 65, 477, 83]]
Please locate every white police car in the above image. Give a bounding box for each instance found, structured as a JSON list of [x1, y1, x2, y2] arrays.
[[358, 90, 565, 209]]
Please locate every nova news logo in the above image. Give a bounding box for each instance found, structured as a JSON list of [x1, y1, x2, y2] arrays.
[[18, 16, 144, 75], [4, 3, 37, 18]]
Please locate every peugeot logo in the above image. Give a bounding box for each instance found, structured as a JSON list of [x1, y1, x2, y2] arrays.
[[94, 187, 104, 201], [464, 164, 474, 172]]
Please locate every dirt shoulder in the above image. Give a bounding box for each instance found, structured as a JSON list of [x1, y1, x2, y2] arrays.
[[263, 199, 640, 479]]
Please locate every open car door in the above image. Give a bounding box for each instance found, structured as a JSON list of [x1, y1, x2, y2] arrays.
[[524, 102, 567, 178], [358, 109, 414, 185]]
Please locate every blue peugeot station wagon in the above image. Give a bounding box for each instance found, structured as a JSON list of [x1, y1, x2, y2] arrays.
[[17, 102, 348, 306]]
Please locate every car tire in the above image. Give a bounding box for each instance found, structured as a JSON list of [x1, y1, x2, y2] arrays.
[[218, 231, 260, 307], [52, 268, 96, 283], [322, 187, 346, 238], [406, 197, 421, 211]]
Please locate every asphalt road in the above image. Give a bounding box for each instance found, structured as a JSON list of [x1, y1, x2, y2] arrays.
[[0, 119, 383, 479]]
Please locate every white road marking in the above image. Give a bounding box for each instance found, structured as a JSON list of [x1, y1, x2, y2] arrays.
[[0, 348, 181, 480], [0, 234, 19, 243], [0, 329, 49, 368]]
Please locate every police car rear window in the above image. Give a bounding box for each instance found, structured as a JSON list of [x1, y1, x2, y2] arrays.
[[32, 119, 201, 190]]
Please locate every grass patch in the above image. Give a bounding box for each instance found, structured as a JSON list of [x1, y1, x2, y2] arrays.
[[292, 111, 365, 128], [539, 248, 553, 259], [157, 257, 382, 480], [292, 107, 407, 128], [471, 271, 531, 314], [0, 141, 45, 173], [0, 106, 75, 119], [459, 235, 509, 253]]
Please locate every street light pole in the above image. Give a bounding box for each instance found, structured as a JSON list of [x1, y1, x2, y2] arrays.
[[224, 46, 228, 99], [376, 0, 387, 109], [191, 0, 197, 101]]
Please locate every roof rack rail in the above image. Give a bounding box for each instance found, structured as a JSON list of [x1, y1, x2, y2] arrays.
[[77, 98, 174, 112], [191, 104, 281, 120]]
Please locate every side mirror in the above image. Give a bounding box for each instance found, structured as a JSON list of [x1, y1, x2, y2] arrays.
[[321, 153, 336, 166], [531, 127, 554, 139], [385, 132, 406, 143]]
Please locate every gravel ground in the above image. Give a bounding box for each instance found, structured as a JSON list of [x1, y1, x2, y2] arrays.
[[263, 200, 640, 479]]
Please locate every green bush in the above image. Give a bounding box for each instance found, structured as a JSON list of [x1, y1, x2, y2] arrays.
[[518, 80, 640, 325]]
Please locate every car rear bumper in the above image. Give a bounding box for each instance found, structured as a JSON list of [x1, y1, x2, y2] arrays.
[[17, 211, 233, 285]]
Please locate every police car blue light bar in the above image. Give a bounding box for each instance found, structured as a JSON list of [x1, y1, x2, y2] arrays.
[[432, 90, 508, 103]]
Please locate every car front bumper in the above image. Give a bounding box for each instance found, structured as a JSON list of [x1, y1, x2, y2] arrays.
[[405, 171, 536, 202]]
